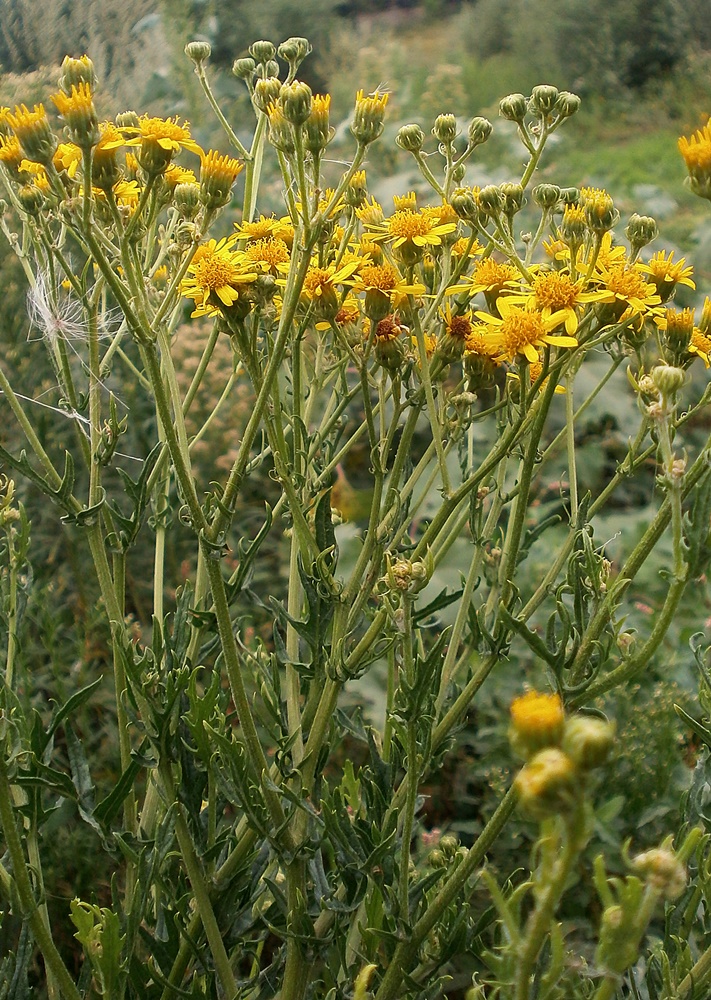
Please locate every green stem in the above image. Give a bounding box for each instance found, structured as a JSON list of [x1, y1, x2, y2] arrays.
[[0, 762, 82, 1000]]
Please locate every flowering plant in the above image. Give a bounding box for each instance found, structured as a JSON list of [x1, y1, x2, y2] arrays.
[[1, 39, 711, 1000]]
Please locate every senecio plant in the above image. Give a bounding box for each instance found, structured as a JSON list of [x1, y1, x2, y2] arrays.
[[2, 34, 711, 1000]]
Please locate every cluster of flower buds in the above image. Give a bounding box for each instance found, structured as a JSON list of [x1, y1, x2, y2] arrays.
[[510, 690, 615, 819]]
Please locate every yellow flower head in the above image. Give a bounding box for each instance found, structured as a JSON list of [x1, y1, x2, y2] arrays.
[[0, 134, 24, 173], [679, 122, 711, 197], [199, 150, 244, 209], [52, 82, 98, 148], [510, 690, 565, 758], [164, 163, 198, 190], [6, 103, 56, 165], [181, 236, 257, 317], [123, 115, 202, 174], [243, 237, 291, 275], [690, 326, 711, 367], [352, 88, 389, 145], [54, 141, 82, 178], [234, 214, 295, 248], [474, 298, 577, 363], [640, 249, 695, 301], [506, 270, 611, 335], [393, 191, 417, 213], [598, 263, 662, 316], [369, 209, 457, 265], [457, 257, 520, 299], [92, 122, 126, 189]]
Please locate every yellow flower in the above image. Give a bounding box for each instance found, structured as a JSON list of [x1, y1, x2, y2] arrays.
[[368, 209, 457, 262], [510, 690, 565, 754], [690, 327, 711, 367], [455, 257, 521, 299], [474, 298, 576, 363], [0, 134, 24, 173], [597, 263, 662, 316], [122, 115, 203, 174], [243, 237, 291, 276], [92, 123, 126, 190], [352, 88, 389, 145], [199, 150, 244, 209], [164, 163, 198, 190], [507, 357, 566, 395], [505, 269, 611, 334], [679, 121, 711, 197], [234, 214, 295, 248], [356, 196, 384, 228], [6, 103, 56, 164], [52, 82, 98, 148], [54, 141, 82, 178], [640, 249, 695, 301], [180, 236, 256, 317]]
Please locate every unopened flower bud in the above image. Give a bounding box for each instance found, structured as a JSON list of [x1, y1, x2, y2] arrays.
[[17, 183, 44, 216], [515, 748, 577, 819], [450, 186, 479, 223], [560, 204, 587, 244], [562, 715, 615, 771], [467, 116, 493, 146], [253, 77, 283, 114], [249, 40, 276, 64], [585, 190, 617, 232], [173, 181, 200, 218], [530, 85, 560, 116], [374, 315, 406, 370], [433, 113, 458, 143], [632, 848, 687, 900], [352, 89, 389, 146], [509, 690, 565, 759], [555, 91, 581, 118], [185, 40, 211, 66], [499, 93, 527, 123], [560, 187, 580, 205], [626, 213, 658, 252], [396, 123, 425, 153], [450, 162, 466, 183], [344, 169, 368, 209], [500, 182, 524, 214], [533, 183, 561, 209], [278, 37, 312, 69], [478, 184, 505, 217], [279, 81, 313, 126], [304, 94, 332, 153], [52, 83, 99, 149], [232, 57, 256, 81], [651, 364, 685, 396], [115, 110, 140, 130], [58, 54, 97, 94]]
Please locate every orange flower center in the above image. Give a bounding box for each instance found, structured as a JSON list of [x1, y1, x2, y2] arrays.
[[473, 258, 519, 289], [359, 263, 400, 290], [500, 310, 546, 356], [191, 248, 242, 289], [605, 266, 649, 299], [245, 238, 290, 268], [533, 272, 579, 310], [387, 211, 432, 241]]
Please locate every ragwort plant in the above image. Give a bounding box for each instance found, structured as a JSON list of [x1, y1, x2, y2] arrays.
[[1, 37, 711, 1000]]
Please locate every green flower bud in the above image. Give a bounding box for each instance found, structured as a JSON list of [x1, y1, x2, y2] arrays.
[[265, 60, 280, 78], [632, 848, 687, 901], [433, 113, 458, 143], [530, 85, 560, 116], [249, 40, 277, 64], [533, 183, 561, 209], [173, 181, 200, 219], [467, 116, 493, 146], [232, 57, 256, 81], [253, 77, 283, 114], [500, 182, 524, 215], [561, 716, 615, 771], [115, 110, 140, 130], [304, 94, 333, 153], [17, 183, 44, 216], [451, 162, 466, 183], [478, 184, 505, 217], [555, 91, 581, 118], [396, 123, 425, 152], [625, 213, 658, 252], [499, 93, 527, 123], [560, 187, 581, 205], [185, 40, 211, 66], [279, 81, 313, 126], [661, 307, 694, 358], [58, 54, 97, 94], [278, 37, 312, 69], [450, 186, 480, 222], [584, 190, 618, 233], [651, 364, 686, 396]]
